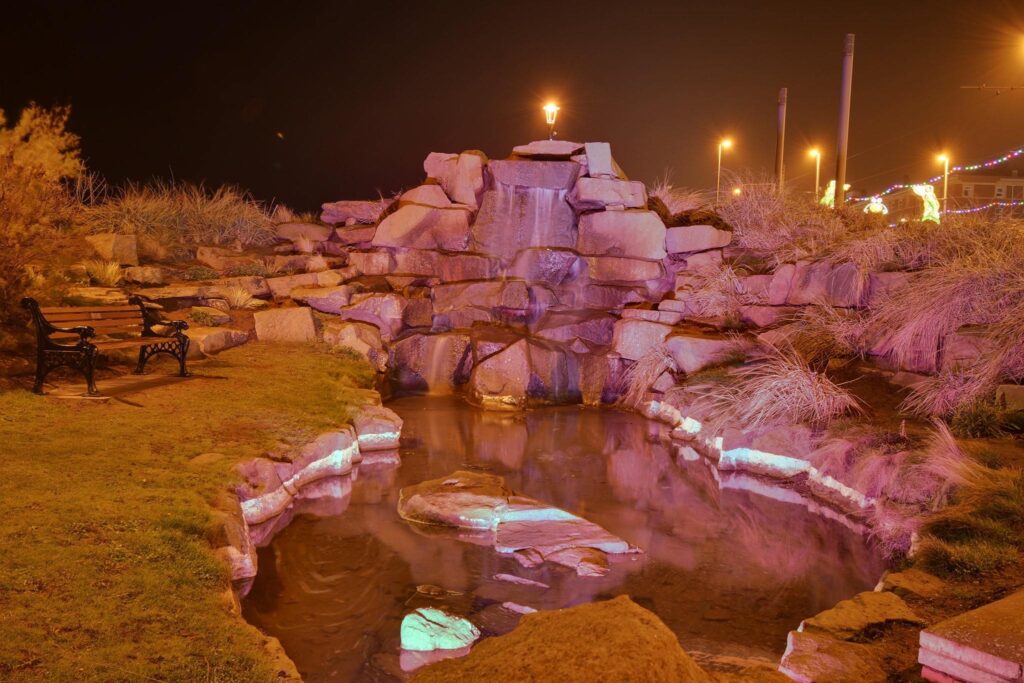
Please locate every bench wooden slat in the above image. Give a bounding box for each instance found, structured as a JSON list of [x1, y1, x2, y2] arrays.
[[91, 339, 161, 349], [51, 318, 146, 331], [45, 311, 144, 323], [50, 327, 147, 340], [40, 305, 141, 314]]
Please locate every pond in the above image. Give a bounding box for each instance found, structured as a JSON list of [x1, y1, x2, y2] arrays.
[[243, 396, 886, 681]]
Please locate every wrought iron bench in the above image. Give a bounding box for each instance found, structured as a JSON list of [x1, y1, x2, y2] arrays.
[[21, 296, 190, 395]]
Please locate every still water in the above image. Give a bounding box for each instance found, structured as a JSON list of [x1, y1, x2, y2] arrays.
[[243, 396, 886, 681]]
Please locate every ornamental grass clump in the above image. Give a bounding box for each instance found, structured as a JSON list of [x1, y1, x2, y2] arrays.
[[698, 344, 862, 428], [681, 265, 763, 323], [619, 345, 675, 408], [85, 181, 275, 248], [912, 421, 1024, 577], [222, 285, 262, 310], [81, 259, 123, 286]]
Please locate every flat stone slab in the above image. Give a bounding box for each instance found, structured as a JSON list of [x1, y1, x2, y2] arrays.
[[919, 589, 1024, 682]]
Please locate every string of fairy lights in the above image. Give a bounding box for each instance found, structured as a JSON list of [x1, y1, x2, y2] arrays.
[[852, 143, 1024, 202]]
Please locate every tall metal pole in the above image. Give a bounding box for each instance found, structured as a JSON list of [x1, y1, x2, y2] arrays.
[[775, 87, 788, 190], [942, 157, 950, 214], [833, 34, 855, 208], [814, 154, 821, 200], [716, 143, 723, 206]]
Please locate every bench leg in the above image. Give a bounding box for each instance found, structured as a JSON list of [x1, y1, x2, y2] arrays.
[[84, 348, 99, 396], [134, 347, 148, 375], [178, 337, 191, 377]]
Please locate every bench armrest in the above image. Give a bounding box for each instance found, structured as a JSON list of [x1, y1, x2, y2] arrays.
[[48, 324, 96, 342]]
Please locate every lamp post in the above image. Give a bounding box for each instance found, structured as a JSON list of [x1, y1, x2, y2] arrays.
[[809, 148, 821, 200], [937, 153, 950, 215], [543, 102, 559, 140], [716, 138, 733, 205]]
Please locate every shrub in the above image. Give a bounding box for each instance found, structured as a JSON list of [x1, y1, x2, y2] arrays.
[[680, 265, 763, 324], [84, 181, 275, 248], [182, 265, 220, 281], [697, 343, 863, 428], [648, 175, 712, 216], [949, 401, 1008, 438], [0, 105, 83, 321], [777, 304, 868, 368], [224, 262, 269, 278], [81, 259, 123, 287], [304, 254, 329, 273], [900, 367, 996, 418], [189, 310, 220, 327], [293, 235, 316, 254]]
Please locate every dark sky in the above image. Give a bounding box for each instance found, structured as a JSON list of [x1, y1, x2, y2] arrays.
[[3, 1, 1023, 210]]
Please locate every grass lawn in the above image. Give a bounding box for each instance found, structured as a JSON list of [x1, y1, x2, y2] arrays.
[[0, 343, 376, 681]]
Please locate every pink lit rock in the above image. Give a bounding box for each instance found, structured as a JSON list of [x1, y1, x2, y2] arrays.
[[322, 319, 387, 371], [583, 141, 617, 178], [275, 221, 333, 242], [353, 405, 404, 452], [585, 256, 664, 283], [265, 272, 321, 298], [621, 308, 683, 325], [611, 319, 673, 361], [195, 246, 255, 272], [337, 292, 408, 340], [941, 325, 995, 372], [372, 204, 473, 251], [392, 249, 497, 281], [399, 469, 514, 530], [682, 249, 723, 272], [290, 285, 352, 314], [334, 224, 377, 245], [253, 307, 316, 343], [347, 250, 394, 276], [786, 260, 832, 305], [866, 271, 913, 307], [185, 326, 249, 358], [665, 224, 733, 254], [531, 311, 616, 346], [320, 199, 388, 225], [768, 263, 796, 305], [400, 184, 453, 208], [664, 333, 737, 374], [825, 261, 867, 307], [568, 177, 646, 210], [424, 151, 486, 209], [577, 210, 666, 261], [512, 139, 584, 158], [739, 305, 799, 328]]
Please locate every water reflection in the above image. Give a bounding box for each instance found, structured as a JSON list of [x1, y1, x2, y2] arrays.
[[243, 397, 886, 681]]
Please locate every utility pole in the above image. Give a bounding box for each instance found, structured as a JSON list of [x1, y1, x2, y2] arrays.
[[834, 34, 855, 208], [775, 87, 787, 190]]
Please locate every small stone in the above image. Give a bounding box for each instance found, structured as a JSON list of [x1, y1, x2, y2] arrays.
[[400, 607, 480, 651]]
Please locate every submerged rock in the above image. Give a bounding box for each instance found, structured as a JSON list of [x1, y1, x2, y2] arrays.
[[410, 596, 711, 682], [401, 607, 480, 651]]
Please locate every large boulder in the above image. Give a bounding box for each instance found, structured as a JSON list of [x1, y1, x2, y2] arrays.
[[611, 319, 673, 361], [320, 199, 387, 225], [577, 210, 666, 261], [398, 469, 513, 530], [410, 596, 711, 683], [322, 320, 387, 371], [253, 307, 316, 343], [85, 233, 138, 266], [337, 293, 408, 340], [372, 204, 473, 251], [334, 224, 377, 245], [353, 405, 403, 451], [402, 607, 480, 652], [392, 332, 473, 394], [583, 142, 619, 178], [488, 159, 581, 191], [400, 184, 453, 208], [471, 186, 577, 261], [290, 285, 352, 314], [531, 311, 615, 346], [423, 151, 486, 209], [185, 326, 249, 358], [665, 225, 732, 254], [347, 250, 394, 276], [664, 333, 735, 374], [568, 177, 646, 210], [392, 250, 497, 282]]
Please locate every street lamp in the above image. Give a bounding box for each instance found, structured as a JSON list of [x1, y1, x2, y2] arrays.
[[937, 153, 950, 215], [543, 102, 559, 140], [808, 148, 821, 200], [716, 138, 733, 205], [732, 187, 742, 197]]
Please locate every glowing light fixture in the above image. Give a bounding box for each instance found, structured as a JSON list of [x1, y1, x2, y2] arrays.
[[543, 102, 559, 139], [808, 147, 822, 199], [732, 187, 742, 196], [716, 138, 734, 206], [937, 153, 950, 215]]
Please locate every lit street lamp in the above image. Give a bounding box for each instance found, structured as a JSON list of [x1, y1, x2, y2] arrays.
[[716, 138, 733, 205], [937, 153, 950, 214], [543, 102, 559, 140], [808, 148, 821, 200], [732, 186, 742, 197]]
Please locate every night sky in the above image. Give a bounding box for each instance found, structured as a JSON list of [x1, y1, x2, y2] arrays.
[[3, 1, 1023, 210]]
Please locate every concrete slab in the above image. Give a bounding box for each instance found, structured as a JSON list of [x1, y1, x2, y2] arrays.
[[918, 589, 1024, 682]]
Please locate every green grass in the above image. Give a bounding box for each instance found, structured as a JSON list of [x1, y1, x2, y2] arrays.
[[0, 343, 375, 681]]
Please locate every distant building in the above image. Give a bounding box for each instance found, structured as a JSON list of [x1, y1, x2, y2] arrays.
[[855, 160, 1024, 222]]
